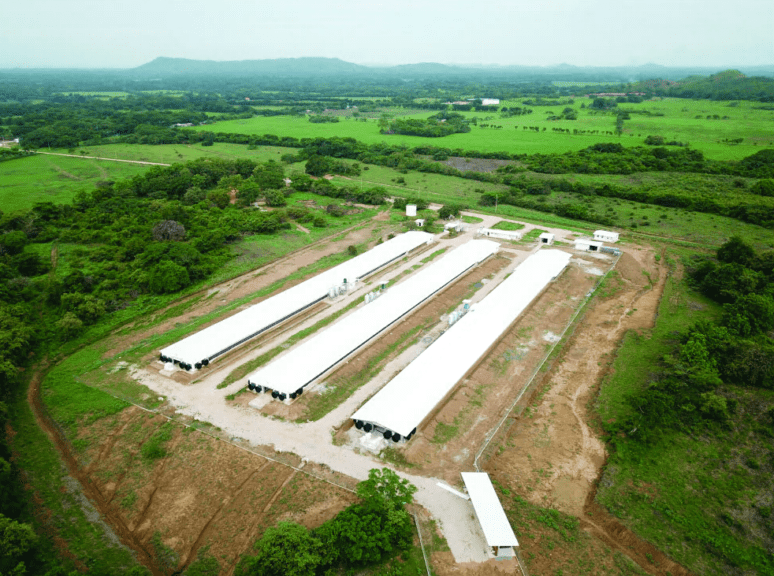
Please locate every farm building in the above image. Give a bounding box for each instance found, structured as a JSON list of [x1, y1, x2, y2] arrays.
[[574, 239, 603, 252], [477, 227, 522, 241], [247, 240, 500, 400], [461, 472, 519, 558], [159, 231, 433, 371], [351, 249, 571, 441], [481, 98, 500, 106], [593, 230, 619, 243], [539, 232, 555, 245], [415, 219, 425, 227], [444, 221, 465, 233]]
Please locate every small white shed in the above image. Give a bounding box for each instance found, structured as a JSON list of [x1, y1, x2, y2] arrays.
[[593, 230, 619, 243], [539, 232, 555, 245], [461, 472, 519, 558], [445, 220, 464, 232], [406, 204, 417, 217], [415, 219, 425, 228], [478, 227, 522, 241], [575, 239, 603, 252]]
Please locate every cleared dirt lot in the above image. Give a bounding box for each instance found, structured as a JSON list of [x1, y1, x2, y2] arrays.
[[75, 406, 357, 574]]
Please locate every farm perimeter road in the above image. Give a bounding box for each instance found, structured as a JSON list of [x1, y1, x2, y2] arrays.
[[30, 150, 171, 166]]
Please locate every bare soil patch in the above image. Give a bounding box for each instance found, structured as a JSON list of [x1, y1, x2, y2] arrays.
[[436, 156, 515, 173], [75, 406, 357, 574]]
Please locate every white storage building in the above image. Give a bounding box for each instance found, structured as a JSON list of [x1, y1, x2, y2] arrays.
[[539, 232, 555, 245], [351, 249, 571, 441], [461, 472, 519, 557], [593, 230, 619, 243], [574, 239, 603, 252], [477, 227, 522, 241], [247, 240, 500, 400], [159, 231, 433, 370]]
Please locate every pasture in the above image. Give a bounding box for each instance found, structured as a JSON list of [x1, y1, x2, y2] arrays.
[[0, 154, 148, 211], [51, 142, 295, 165], [195, 98, 774, 161]]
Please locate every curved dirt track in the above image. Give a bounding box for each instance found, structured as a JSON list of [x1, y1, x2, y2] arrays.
[[27, 365, 163, 575]]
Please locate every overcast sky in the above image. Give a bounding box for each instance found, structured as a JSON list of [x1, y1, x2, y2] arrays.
[[2, 0, 773, 69]]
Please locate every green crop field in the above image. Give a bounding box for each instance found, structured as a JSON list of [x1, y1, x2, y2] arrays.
[[0, 154, 149, 211], [193, 98, 774, 161]]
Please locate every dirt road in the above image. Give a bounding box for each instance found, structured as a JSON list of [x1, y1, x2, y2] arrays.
[[32, 150, 171, 166]]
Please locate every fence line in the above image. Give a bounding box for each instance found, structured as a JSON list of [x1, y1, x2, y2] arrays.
[[474, 252, 621, 471], [413, 514, 433, 576]]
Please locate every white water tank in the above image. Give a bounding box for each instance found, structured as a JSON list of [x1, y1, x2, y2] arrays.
[[406, 204, 417, 217]]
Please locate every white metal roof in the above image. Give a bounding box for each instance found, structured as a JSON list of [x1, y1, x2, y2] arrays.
[[160, 231, 433, 366], [248, 240, 500, 395], [461, 472, 519, 548], [351, 249, 571, 437]]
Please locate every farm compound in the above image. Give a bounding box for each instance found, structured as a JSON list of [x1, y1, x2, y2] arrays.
[[351, 249, 572, 441], [159, 231, 433, 370], [247, 239, 500, 400], [462, 472, 520, 558]]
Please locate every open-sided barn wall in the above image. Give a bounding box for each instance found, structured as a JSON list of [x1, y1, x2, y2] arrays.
[[159, 231, 433, 369], [247, 239, 500, 398], [351, 249, 572, 439]]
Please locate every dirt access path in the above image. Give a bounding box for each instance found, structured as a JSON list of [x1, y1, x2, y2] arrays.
[[485, 247, 693, 576]]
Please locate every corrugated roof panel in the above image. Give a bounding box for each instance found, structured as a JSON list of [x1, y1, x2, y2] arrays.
[[351, 249, 571, 437], [461, 472, 519, 547], [248, 240, 500, 395], [160, 231, 433, 367]]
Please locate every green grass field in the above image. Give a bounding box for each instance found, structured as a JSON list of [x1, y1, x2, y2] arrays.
[[0, 154, 149, 212], [193, 98, 774, 161], [324, 157, 774, 248], [52, 142, 296, 165]]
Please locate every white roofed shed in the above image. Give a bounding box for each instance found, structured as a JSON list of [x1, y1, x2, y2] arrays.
[[351, 249, 571, 439], [574, 239, 603, 252], [461, 472, 519, 556], [539, 232, 555, 245], [593, 230, 619, 243], [248, 240, 500, 398], [160, 231, 433, 370]]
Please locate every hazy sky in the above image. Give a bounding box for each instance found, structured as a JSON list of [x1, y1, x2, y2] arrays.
[[2, 0, 773, 69]]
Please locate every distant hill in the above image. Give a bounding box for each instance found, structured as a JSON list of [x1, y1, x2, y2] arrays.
[[132, 56, 370, 76], [127, 58, 774, 82], [628, 69, 774, 101]]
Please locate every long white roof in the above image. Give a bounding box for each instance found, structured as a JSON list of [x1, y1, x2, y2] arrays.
[[461, 472, 519, 548], [161, 231, 433, 366], [352, 249, 571, 437], [248, 239, 500, 395]]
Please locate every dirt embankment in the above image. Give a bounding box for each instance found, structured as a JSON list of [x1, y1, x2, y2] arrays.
[[483, 248, 694, 576]]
